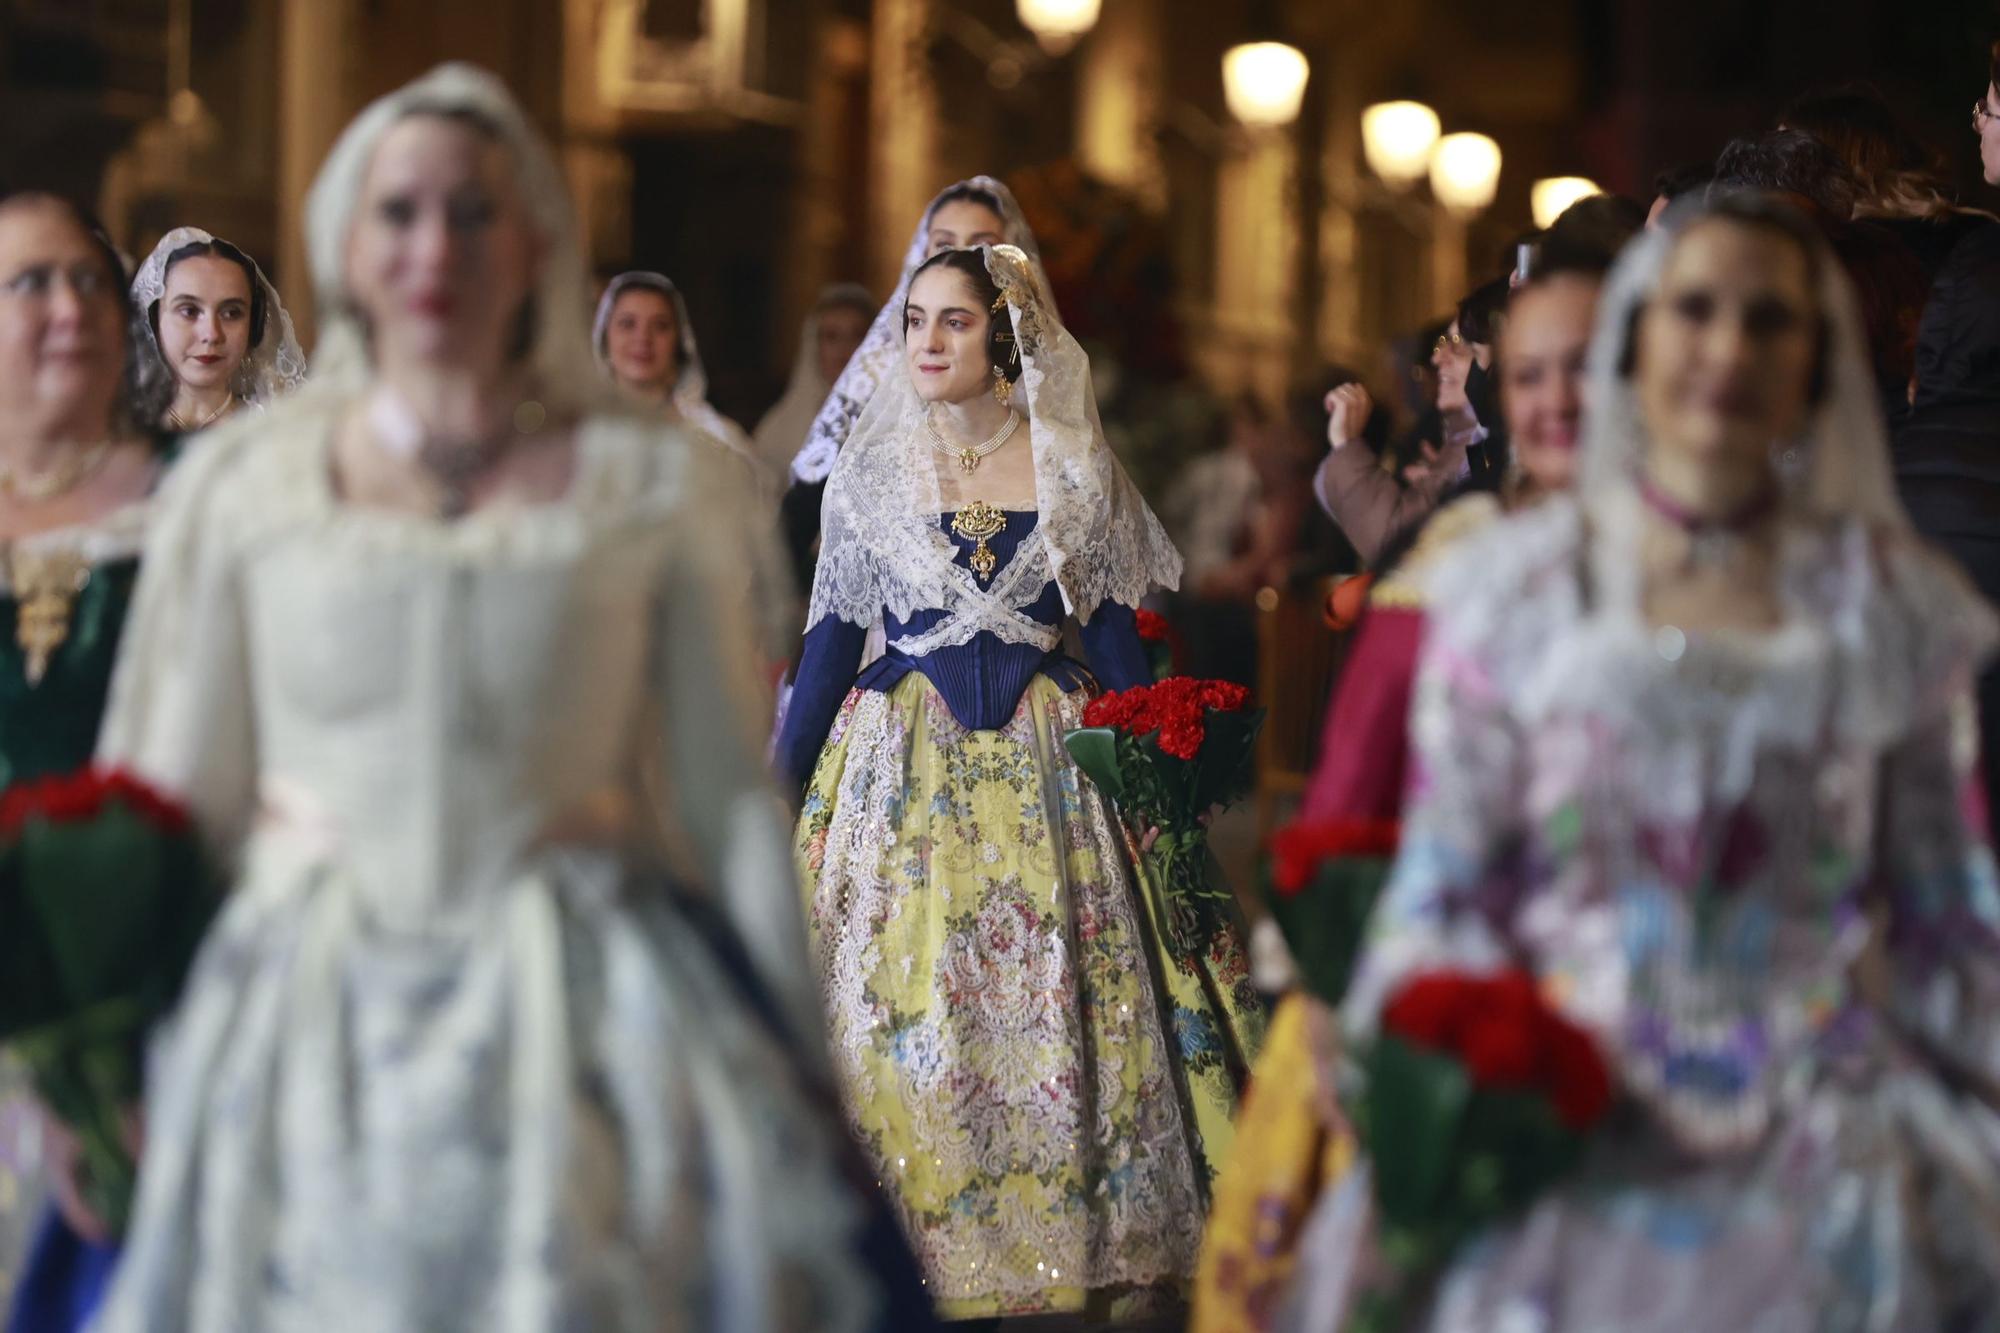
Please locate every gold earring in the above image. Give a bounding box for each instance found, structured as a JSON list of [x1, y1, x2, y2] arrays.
[[992, 368, 1012, 406]]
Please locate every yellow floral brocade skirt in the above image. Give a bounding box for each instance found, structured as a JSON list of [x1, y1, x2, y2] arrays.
[[796, 673, 1265, 1320]]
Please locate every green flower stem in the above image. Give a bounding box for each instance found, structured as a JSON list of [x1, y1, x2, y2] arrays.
[[16, 1013, 145, 1235]]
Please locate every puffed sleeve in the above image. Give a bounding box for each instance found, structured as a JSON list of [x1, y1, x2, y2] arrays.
[[1340, 544, 1533, 1034], [1077, 600, 1149, 693], [1867, 540, 2000, 1082], [650, 453, 827, 1049], [773, 616, 866, 796], [1876, 690, 2000, 1081], [95, 431, 260, 866]]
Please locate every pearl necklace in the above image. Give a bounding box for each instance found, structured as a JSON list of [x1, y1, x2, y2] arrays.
[[924, 408, 1020, 473], [165, 396, 237, 433], [0, 441, 112, 503]]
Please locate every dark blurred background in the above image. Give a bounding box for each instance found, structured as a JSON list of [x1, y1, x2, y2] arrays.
[[4, 0, 1995, 434]]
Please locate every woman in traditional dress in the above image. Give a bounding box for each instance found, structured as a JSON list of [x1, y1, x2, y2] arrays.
[[777, 243, 1263, 1323], [593, 270, 759, 472], [781, 179, 1039, 590], [1189, 251, 1609, 1333], [1291, 189, 2000, 1330], [89, 63, 932, 1333], [0, 192, 173, 1333], [752, 282, 875, 484], [128, 227, 305, 432]]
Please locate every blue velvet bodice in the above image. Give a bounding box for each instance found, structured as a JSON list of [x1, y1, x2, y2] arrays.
[[775, 511, 1149, 792]]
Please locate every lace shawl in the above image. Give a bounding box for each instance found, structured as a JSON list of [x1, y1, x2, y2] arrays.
[[807, 245, 1179, 647]]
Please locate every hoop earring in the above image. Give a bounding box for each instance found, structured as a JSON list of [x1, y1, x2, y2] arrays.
[[992, 367, 1012, 406]]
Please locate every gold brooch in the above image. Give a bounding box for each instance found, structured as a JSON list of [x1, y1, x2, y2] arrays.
[[10, 545, 91, 686], [951, 499, 1007, 584]]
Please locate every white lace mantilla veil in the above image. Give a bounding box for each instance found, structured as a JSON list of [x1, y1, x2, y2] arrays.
[[592, 270, 763, 463], [129, 226, 306, 408], [1577, 190, 1911, 598], [808, 243, 1180, 647], [592, 272, 711, 415], [753, 283, 875, 479], [789, 176, 1043, 485]]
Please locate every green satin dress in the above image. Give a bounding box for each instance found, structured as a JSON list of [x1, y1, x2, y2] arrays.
[[0, 496, 151, 1310]]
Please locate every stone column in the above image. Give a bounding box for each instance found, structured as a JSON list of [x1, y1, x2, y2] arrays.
[[275, 0, 359, 348], [868, 0, 939, 296], [1073, 0, 1164, 207]]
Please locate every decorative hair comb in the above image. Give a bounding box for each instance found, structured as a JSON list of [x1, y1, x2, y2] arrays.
[[986, 245, 1045, 360]]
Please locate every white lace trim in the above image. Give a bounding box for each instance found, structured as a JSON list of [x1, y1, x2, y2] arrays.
[[156, 393, 722, 568], [3, 496, 150, 570], [1424, 496, 1999, 819]]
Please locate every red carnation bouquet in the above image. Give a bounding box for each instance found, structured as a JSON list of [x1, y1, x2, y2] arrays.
[[1133, 608, 1179, 681], [0, 767, 218, 1233], [1349, 968, 1613, 1332], [1065, 677, 1263, 953], [1262, 816, 1401, 1005]]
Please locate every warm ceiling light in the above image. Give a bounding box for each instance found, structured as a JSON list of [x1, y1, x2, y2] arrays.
[[1222, 41, 1309, 128], [1531, 176, 1602, 229], [1430, 132, 1502, 214], [1016, 0, 1100, 55], [1360, 101, 1440, 188]]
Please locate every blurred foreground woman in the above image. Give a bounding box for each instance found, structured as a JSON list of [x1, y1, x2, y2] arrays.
[[91, 63, 932, 1333], [0, 193, 166, 1333], [1288, 191, 2000, 1330]]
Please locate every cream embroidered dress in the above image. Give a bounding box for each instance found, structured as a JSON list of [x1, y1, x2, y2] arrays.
[[89, 411, 916, 1333]]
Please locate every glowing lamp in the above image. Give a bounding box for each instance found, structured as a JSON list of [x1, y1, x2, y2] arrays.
[[1429, 132, 1502, 215], [1531, 176, 1602, 229], [1222, 41, 1309, 128], [1016, 0, 1100, 54], [1360, 101, 1440, 188]]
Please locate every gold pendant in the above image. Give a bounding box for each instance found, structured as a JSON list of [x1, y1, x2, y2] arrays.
[[10, 546, 90, 687], [959, 448, 979, 473], [951, 499, 1006, 584]]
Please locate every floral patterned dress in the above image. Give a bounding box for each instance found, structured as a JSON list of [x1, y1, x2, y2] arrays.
[[1292, 495, 2000, 1332]]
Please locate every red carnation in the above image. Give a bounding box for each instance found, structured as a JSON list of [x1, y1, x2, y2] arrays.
[[1269, 818, 1401, 895], [103, 771, 193, 834], [1381, 972, 1471, 1048], [1459, 1010, 1541, 1086], [1382, 968, 1614, 1131], [0, 767, 190, 836], [1082, 687, 1141, 730], [1157, 717, 1205, 761], [1135, 609, 1171, 643], [1538, 1009, 1614, 1130], [1199, 680, 1250, 712]]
